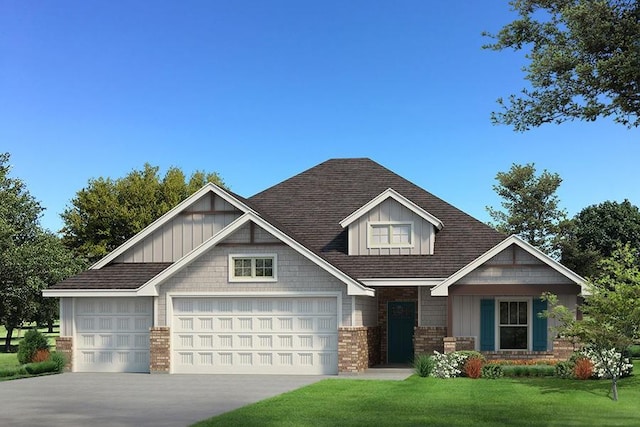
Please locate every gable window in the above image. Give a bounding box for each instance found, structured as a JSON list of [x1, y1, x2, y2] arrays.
[[368, 222, 413, 248], [229, 254, 277, 282], [499, 301, 528, 350]]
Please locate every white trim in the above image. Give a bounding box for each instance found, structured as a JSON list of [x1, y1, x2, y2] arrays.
[[136, 211, 375, 297], [42, 289, 139, 297], [430, 235, 588, 296], [339, 188, 444, 230], [228, 253, 278, 282], [91, 183, 252, 270], [360, 278, 445, 287], [367, 221, 415, 249], [153, 296, 159, 327]]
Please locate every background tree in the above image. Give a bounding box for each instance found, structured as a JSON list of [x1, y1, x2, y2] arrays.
[[61, 163, 226, 263], [487, 163, 567, 255], [0, 153, 83, 351], [484, 0, 640, 130], [544, 243, 640, 401], [560, 200, 640, 277]]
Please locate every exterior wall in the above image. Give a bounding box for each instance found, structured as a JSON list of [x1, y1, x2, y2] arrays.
[[443, 336, 474, 353], [55, 337, 73, 372], [347, 198, 435, 255], [414, 326, 446, 356], [452, 294, 577, 351], [419, 287, 446, 327], [59, 297, 73, 336], [115, 193, 243, 263], [149, 327, 170, 373], [338, 326, 381, 372], [376, 287, 418, 364], [157, 226, 351, 327], [354, 295, 378, 327]]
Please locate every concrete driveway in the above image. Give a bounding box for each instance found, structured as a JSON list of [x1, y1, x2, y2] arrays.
[[0, 373, 325, 427]]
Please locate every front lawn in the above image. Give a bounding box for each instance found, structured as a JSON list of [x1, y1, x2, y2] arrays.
[[194, 361, 640, 427]]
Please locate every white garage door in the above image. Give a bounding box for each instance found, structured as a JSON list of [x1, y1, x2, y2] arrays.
[[74, 297, 152, 373], [172, 296, 338, 375]]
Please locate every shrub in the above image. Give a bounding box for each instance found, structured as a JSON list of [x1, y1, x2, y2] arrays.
[[24, 361, 58, 375], [502, 365, 555, 378], [457, 351, 486, 363], [627, 344, 640, 359], [555, 361, 574, 379], [31, 348, 51, 363], [0, 366, 27, 378], [481, 363, 503, 379], [50, 352, 67, 373], [573, 357, 594, 380], [582, 347, 634, 379], [463, 357, 483, 379], [17, 329, 49, 365], [431, 351, 467, 378]]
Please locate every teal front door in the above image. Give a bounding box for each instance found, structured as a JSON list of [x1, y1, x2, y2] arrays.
[[388, 301, 415, 364]]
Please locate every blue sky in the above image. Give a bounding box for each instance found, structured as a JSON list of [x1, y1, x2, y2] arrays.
[[2, 1, 638, 233]]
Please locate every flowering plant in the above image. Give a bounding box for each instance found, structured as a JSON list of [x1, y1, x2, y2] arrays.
[[431, 351, 467, 379], [581, 347, 633, 379]]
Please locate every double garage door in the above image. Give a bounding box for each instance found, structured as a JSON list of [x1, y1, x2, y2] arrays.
[[172, 296, 339, 375]]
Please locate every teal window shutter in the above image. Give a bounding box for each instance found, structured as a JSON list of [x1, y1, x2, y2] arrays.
[[532, 298, 548, 351], [480, 299, 495, 351]]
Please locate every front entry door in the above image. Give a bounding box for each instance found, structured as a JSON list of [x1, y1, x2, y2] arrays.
[[387, 301, 415, 364]]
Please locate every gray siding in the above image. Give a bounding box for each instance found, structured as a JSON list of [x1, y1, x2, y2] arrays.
[[347, 198, 435, 255], [59, 297, 74, 336], [354, 295, 378, 327], [156, 243, 351, 327], [115, 193, 243, 263], [419, 288, 447, 327]]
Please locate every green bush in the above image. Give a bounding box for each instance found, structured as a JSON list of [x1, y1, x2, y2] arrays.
[[456, 351, 486, 362], [414, 354, 435, 377], [0, 366, 27, 378], [627, 345, 640, 359], [17, 329, 49, 365], [555, 361, 575, 379], [481, 363, 503, 379], [50, 352, 66, 372], [24, 361, 58, 375], [503, 365, 555, 377]]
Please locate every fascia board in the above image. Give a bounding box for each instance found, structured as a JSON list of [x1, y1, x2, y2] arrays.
[[42, 289, 138, 297], [431, 235, 588, 297], [360, 278, 446, 287], [136, 213, 252, 296], [91, 183, 252, 270], [339, 188, 443, 230]]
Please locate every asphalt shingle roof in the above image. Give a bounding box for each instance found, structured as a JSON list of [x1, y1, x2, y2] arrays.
[[50, 263, 172, 290]]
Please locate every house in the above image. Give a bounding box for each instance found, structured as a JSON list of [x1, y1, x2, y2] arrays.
[[43, 158, 586, 374]]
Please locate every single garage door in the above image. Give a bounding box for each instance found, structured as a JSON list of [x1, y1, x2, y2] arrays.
[[172, 296, 338, 374], [74, 297, 152, 372]]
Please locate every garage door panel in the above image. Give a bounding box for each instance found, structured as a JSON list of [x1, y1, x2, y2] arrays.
[[172, 297, 338, 374], [74, 297, 152, 373]]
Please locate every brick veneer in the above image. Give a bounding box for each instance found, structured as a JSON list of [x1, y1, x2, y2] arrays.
[[338, 326, 381, 372], [414, 326, 446, 356], [376, 287, 418, 364], [55, 336, 73, 372], [443, 336, 474, 353], [553, 338, 581, 360], [150, 327, 171, 373]]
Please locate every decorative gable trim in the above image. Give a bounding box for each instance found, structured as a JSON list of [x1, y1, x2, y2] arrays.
[[430, 235, 588, 296], [91, 183, 251, 270], [339, 188, 444, 230], [137, 211, 375, 297]]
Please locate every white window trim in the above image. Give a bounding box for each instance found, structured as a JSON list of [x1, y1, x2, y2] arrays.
[[367, 221, 414, 249], [495, 297, 532, 351], [228, 254, 278, 282]]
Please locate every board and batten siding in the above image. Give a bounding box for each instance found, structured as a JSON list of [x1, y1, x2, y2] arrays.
[[347, 198, 436, 255], [157, 243, 353, 327], [420, 288, 447, 327], [452, 294, 577, 350], [114, 193, 243, 263], [59, 297, 74, 336]]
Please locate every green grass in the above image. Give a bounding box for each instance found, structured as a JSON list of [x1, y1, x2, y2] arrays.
[[193, 362, 640, 427], [0, 353, 19, 369]]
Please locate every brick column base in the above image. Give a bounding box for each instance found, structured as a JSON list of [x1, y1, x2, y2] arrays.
[[443, 336, 475, 353], [553, 338, 581, 360], [55, 336, 73, 372], [338, 327, 380, 373], [150, 327, 170, 374], [413, 326, 446, 357]]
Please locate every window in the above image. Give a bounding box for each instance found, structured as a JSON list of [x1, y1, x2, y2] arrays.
[[229, 255, 277, 281], [369, 222, 413, 248], [499, 301, 528, 350]]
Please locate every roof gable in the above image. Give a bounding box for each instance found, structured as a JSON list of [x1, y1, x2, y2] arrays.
[[91, 183, 252, 269], [430, 235, 588, 296], [339, 188, 443, 230]]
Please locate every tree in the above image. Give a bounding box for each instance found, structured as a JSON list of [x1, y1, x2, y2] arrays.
[[61, 163, 226, 263], [560, 200, 640, 277], [544, 243, 640, 400], [487, 163, 567, 255], [0, 153, 83, 352], [484, 0, 640, 130]]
